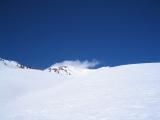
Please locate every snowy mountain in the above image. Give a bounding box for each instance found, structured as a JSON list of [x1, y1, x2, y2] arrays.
[[0, 58, 28, 69], [0, 58, 160, 120], [45, 60, 98, 76], [46, 64, 91, 76], [46, 65, 72, 75], [0, 58, 72, 75]]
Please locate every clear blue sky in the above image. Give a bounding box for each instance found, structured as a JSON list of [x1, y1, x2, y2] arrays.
[[0, 0, 160, 68]]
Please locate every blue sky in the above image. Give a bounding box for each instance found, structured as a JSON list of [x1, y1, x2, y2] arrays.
[[0, 0, 160, 68]]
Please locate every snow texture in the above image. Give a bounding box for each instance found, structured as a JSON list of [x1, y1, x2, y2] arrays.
[[0, 59, 160, 120]]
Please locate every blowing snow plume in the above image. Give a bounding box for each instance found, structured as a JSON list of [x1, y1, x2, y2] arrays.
[[46, 60, 99, 75], [51, 60, 99, 69]]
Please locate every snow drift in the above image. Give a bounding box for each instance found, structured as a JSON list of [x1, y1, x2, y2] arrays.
[[0, 58, 160, 120]]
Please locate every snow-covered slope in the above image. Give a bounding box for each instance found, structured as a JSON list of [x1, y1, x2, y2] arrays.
[[0, 58, 28, 69], [0, 59, 160, 120], [46, 65, 72, 75], [46, 64, 91, 76]]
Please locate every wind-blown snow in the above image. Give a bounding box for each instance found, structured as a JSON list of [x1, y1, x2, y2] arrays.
[[0, 60, 160, 120], [50, 60, 99, 68]]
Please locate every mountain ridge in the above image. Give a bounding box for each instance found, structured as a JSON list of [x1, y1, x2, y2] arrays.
[[0, 58, 160, 120]]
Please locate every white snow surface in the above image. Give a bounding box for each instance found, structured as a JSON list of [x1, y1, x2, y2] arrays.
[[0, 58, 27, 69], [0, 60, 160, 120]]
